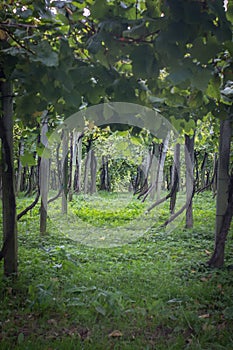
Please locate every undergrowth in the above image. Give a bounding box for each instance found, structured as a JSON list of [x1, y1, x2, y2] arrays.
[[0, 191, 233, 349]]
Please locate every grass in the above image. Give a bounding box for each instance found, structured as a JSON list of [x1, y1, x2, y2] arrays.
[[0, 191, 233, 349]]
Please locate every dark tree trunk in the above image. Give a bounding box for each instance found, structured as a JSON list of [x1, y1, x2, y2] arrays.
[[73, 132, 83, 193], [84, 140, 92, 194], [40, 112, 49, 234], [201, 152, 208, 189], [212, 153, 218, 194], [16, 139, 24, 195], [25, 165, 34, 196], [208, 171, 233, 267], [90, 150, 97, 194], [0, 154, 2, 199], [194, 150, 199, 190], [208, 118, 232, 267], [0, 79, 17, 275], [185, 134, 195, 229], [68, 131, 73, 201], [170, 143, 180, 214], [62, 130, 68, 214], [155, 133, 170, 200], [100, 155, 110, 191], [17, 156, 41, 221]]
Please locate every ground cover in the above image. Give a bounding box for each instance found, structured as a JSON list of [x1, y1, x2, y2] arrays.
[[0, 192, 233, 349]]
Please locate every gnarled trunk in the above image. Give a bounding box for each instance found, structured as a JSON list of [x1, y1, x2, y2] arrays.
[[208, 119, 232, 267], [0, 79, 17, 275], [185, 134, 195, 229]]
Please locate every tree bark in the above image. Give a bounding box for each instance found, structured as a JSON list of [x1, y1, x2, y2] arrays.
[[72, 131, 83, 193], [17, 156, 41, 220], [212, 153, 218, 195], [156, 132, 170, 200], [194, 150, 199, 190], [16, 139, 24, 195], [149, 142, 158, 200], [68, 131, 73, 201], [84, 143, 91, 194], [208, 171, 233, 268], [208, 118, 232, 267], [90, 150, 97, 194], [0, 79, 17, 275], [76, 132, 83, 192], [0, 154, 2, 199], [40, 111, 49, 235], [170, 143, 180, 214], [100, 155, 110, 191], [185, 134, 195, 229], [201, 152, 208, 189], [61, 129, 68, 214]]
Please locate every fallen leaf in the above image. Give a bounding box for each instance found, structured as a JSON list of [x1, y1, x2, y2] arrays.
[[0, 29, 8, 41], [200, 274, 212, 282], [199, 313, 210, 319], [6, 287, 13, 295], [205, 250, 211, 255], [108, 330, 123, 338], [47, 319, 57, 325], [202, 323, 215, 331], [200, 277, 208, 282], [217, 284, 223, 290]]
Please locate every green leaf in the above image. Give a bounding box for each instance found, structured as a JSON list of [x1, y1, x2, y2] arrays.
[[86, 87, 104, 105], [130, 45, 158, 79], [188, 91, 203, 109], [168, 68, 191, 85], [63, 90, 81, 107], [165, 92, 186, 107], [223, 306, 233, 320], [115, 140, 129, 152], [56, 13, 70, 25], [221, 81, 233, 104], [191, 68, 212, 92], [226, 1, 233, 22], [16, 94, 45, 118], [70, 285, 97, 293], [95, 305, 106, 316], [2, 46, 26, 57], [20, 152, 37, 166], [87, 34, 103, 54], [72, 1, 85, 7], [112, 78, 136, 102], [206, 75, 221, 100], [221, 82, 233, 97], [90, 0, 114, 19], [155, 38, 183, 64], [190, 37, 222, 64], [183, 2, 203, 24], [123, 21, 149, 39], [131, 136, 142, 146], [17, 333, 25, 345], [36, 144, 51, 158], [166, 21, 191, 43], [30, 41, 59, 67], [148, 95, 166, 104], [146, 0, 161, 17], [184, 119, 196, 134]]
